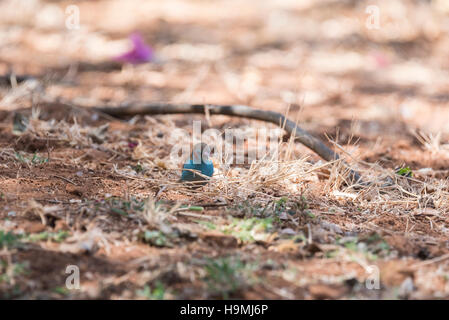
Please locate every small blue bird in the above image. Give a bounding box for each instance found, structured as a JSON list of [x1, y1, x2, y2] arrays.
[[180, 142, 214, 188]]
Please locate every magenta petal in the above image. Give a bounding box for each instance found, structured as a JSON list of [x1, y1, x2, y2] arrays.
[[371, 52, 390, 68], [128, 142, 138, 149], [114, 32, 154, 64]]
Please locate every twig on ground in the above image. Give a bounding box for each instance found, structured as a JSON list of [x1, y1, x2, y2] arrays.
[[53, 174, 78, 186], [175, 211, 214, 220], [94, 102, 363, 182], [410, 253, 449, 269]]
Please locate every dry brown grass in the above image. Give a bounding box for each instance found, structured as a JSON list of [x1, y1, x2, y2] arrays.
[[2, 0, 449, 300]]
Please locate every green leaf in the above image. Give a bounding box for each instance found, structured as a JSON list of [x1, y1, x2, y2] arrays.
[[396, 166, 413, 177], [181, 205, 204, 212], [111, 207, 128, 216]]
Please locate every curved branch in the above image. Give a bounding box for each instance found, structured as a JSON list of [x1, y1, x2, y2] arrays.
[[95, 103, 361, 182]]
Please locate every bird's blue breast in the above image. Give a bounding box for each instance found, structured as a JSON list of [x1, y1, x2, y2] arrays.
[[181, 159, 214, 181]]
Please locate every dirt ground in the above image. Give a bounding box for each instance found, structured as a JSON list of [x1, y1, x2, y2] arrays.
[[1, 0, 449, 299]]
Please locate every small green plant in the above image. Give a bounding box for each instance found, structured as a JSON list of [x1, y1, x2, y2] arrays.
[[226, 200, 267, 218], [0, 231, 22, 249], [325, 250, 339, 259], [196, 220, 217, 230], [223, 217, 273, 242], [275, 196, 288, 207], [227, 196, 311, 221], [272, 195, 312, 218], [25, 231, 69, 243], [136, 282, 166, 300], [342, 238, 359, 251], [396, 166, 413, 177], [131, 163, 144, 174], [15, 152, 48, 165], [52, 286, 70, 296], [335, 234, 390, 260], [0, 260, 29, 284], [362, 233, 390, 256], [141, 230, 173, 247], [203, 257, 253, 299], [97, 196, 146, 216], [272, 196, 289, 216]]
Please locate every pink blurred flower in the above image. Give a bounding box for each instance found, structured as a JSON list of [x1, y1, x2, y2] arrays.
[[128, 141, 138, 149], [114, 32, 154, 64], [371, 51, 390, 69]]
